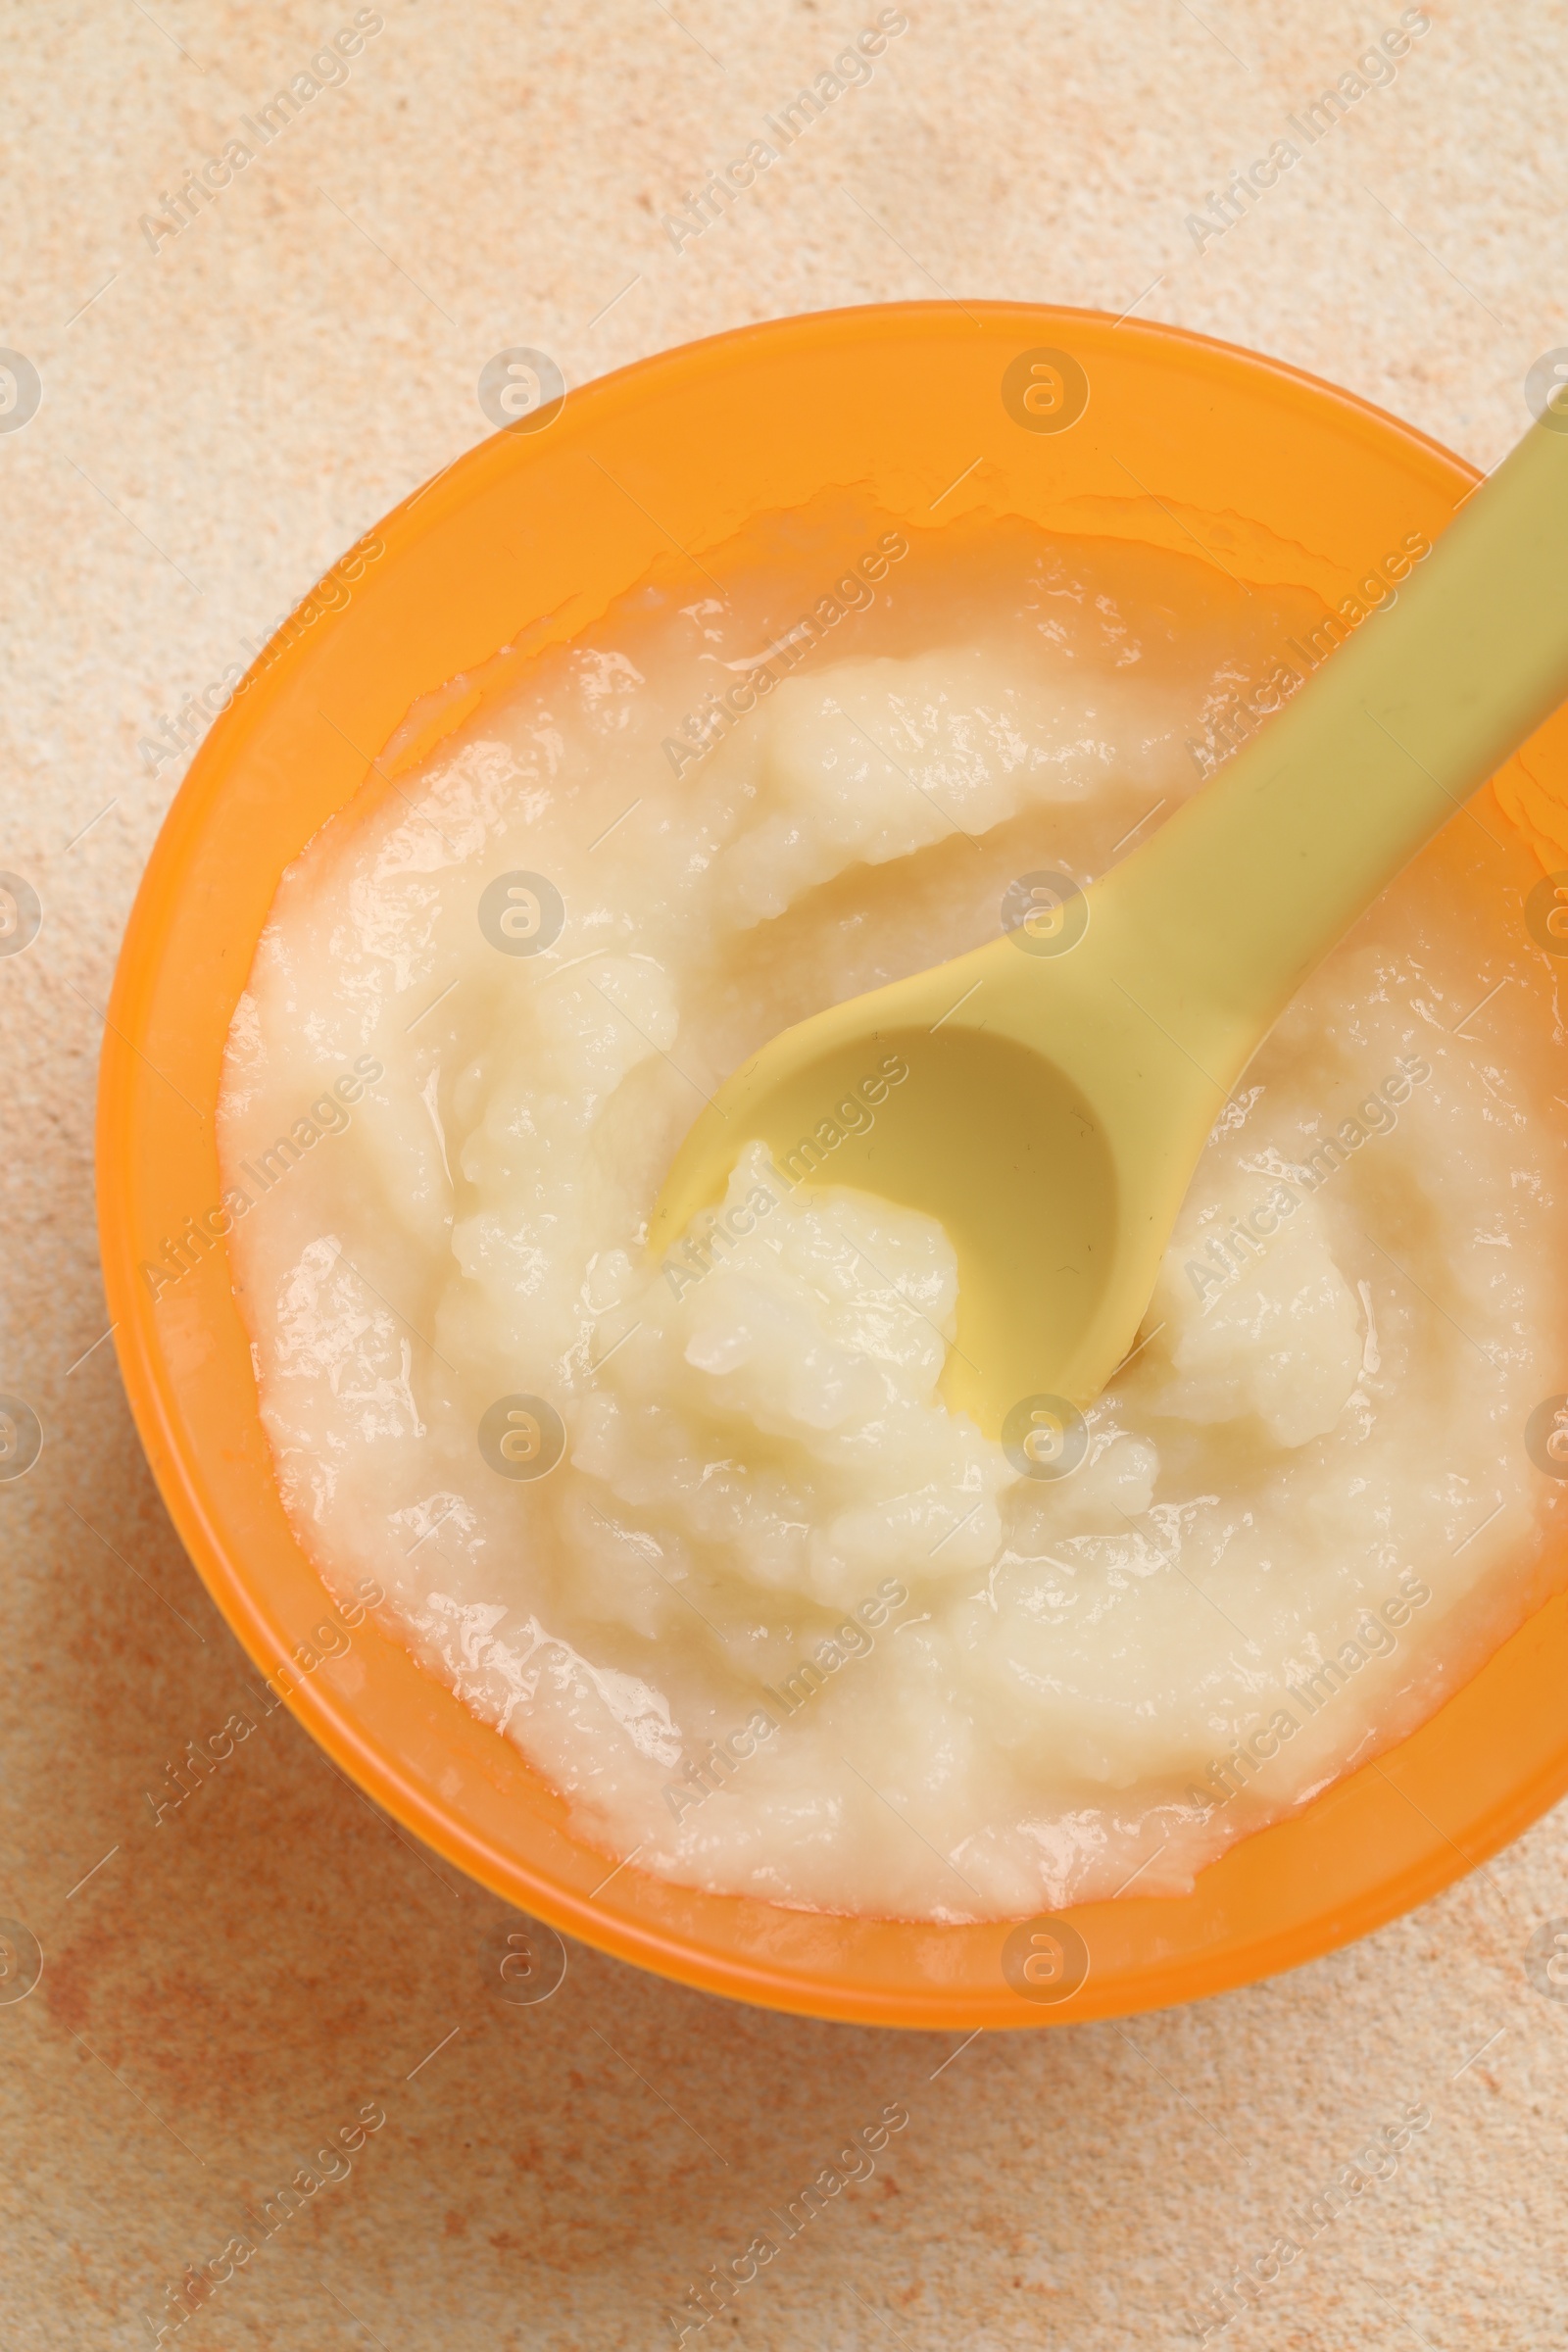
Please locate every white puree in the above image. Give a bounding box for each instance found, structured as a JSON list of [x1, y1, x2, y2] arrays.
[[219, 514, 1568, 1922]]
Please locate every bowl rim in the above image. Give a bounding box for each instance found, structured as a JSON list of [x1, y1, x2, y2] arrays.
[[97, 297, 1568, 2030]]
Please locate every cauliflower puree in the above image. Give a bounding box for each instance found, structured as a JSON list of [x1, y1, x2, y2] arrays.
[[217, 508, 1568, 1921]]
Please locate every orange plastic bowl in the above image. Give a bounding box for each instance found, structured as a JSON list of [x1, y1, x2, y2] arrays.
[[100, 302, 1568, 2028]]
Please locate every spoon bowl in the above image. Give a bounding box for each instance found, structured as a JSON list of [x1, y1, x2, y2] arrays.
[[651, 941, 1152, 1436]]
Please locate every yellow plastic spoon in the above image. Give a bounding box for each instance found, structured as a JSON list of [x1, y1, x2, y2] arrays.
[[649, 413, 1568, 1442]]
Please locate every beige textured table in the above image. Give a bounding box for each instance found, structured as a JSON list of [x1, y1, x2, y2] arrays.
[[5, 3, 1568, 2345]]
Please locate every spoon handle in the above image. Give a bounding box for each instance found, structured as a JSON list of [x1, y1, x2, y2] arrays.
[[1102, 411, 1568, 1081]]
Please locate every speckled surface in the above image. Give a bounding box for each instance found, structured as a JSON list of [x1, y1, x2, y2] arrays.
[[5, 3, 1568, 2345]]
